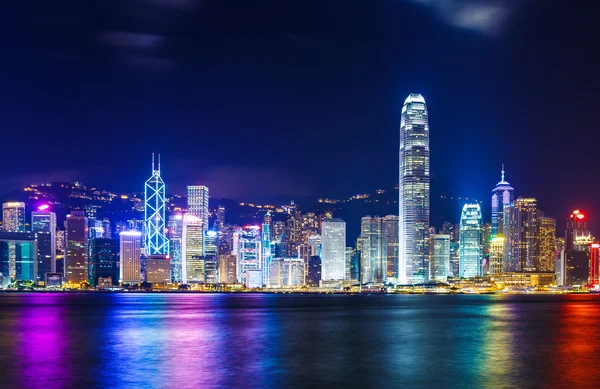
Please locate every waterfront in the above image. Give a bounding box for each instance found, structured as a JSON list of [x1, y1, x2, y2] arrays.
[[1, 294, 599, 389]]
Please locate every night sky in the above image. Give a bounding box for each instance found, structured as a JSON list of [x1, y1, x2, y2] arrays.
[[1, 1, 599, 227]]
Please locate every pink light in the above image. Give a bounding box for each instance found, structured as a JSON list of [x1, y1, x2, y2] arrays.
[[38, 204, 50, 211]]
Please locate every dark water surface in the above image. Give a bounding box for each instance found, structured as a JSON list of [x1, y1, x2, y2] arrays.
[[1, 293, 599, 389]]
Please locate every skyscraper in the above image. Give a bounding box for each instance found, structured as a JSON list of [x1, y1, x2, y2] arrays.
[[2, 202, 25, 232], [32, 208, 56, 281], [0, 232, 37, 283], [382, 215, 399, 282], [565, 210, 593, 285], [233, 226, 262, 285], [89, 238, 118, 286], [491, 166, 514, 237], [505, 198, 538, 272], [187, 186, 209, 229], [182, 214, 204, 284], [261, 223, 272, 285], [399, 93, 430, 284], [218, 254, 237, 283], [120, 231, 142, 284], [65, 211, 88, 285], [590, 243, 600, 286], [489, 237, 505, 275], [430, 234, 451, 282], [144, 154, 168, 255], [459, 204, 483, 278], [360, 216, 383, 284], [537, 216, 556, 272], [167, 214, 183, 282], [321, 219, 346, 281], [203, 230, 219, 283]]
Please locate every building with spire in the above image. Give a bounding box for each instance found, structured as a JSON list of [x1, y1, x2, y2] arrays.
[[491, 165, 514, 238], [144, 154, 169, 255], [399, 93, 430, 284]]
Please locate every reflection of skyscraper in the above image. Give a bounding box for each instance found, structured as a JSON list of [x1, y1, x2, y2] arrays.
[[2, 202, 25, 232], [399, 93, 430, 284], [65, 211, 88, 285], [120, 231, 142, 284], [187, 186, 209, 229], [321, 219, 346, 281], [459, 204, 483, 278], [32, 209, 56, 280], [144, 154, 169, 255], [430, 234, 451, 282], [491, 166, 514, 237]]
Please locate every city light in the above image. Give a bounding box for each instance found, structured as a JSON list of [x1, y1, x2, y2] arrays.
[[37, 204, 50, 210]]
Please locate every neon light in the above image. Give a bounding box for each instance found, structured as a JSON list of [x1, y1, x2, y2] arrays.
[[207, 230, 217, 237], [592, 244, 600, 249], [37, 204, 50, 211]]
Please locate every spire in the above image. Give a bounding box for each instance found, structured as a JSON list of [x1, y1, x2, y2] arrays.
[[152, 153, 155, 171], [501, 164, 505, 182], [158, 153, 161, 173]]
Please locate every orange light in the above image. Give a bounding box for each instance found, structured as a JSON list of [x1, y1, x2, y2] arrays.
[[592, 244, 600, 249]]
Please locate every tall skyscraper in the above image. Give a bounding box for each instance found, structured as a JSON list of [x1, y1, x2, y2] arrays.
[[218, 254, 237, 283], [537, 216, 556, 272], [321, 219, 346, 281], [590, 243, 600, 286], [565, 210, 593, 285], [167, 214, 183, 282], [214, 206, 225, 231], [491, 166, 514, 237], [65, 211, 89, 285], [505, 198, 538, 272], [32, 208, 56, 281], [233, 226, 262, 285], [360, 216, 383, 284], [203, 230, 219, 283], [430, 234, 451, 282], [0, 232, 37, 283], [120, 231, 142, 284], [144, 154, 169, 255], [187, 186, 209, 229], [382, 215, 399, 282], [261, 223, 272, 285], [306, 255, 322, 286], [489, 237, 505, 275], [89, 238, 118, 286], [459, 204, 483, 278], [182, 214, 204, 284], [399, 93, 430, 284], [2, 202, 25, 232]]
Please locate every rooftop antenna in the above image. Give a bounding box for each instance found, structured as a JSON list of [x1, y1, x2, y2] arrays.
[[158, 153, 161, 173], [152, 152, 155, 171], [501, 163, 505, 182]]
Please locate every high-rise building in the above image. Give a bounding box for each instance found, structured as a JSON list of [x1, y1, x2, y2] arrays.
[[399, 93, 430, 284], [234, 226, 262, 285], [56, 230, 65, 275], [555, 237, 566, 286], [307, 255, 322, 286], [182, 214, 204, 284], [144, 154, 169, 255], [505, 198, 538, 272], [441, 222, 460, 277], [261, 223, 272, 285], [321, 219, 346, 281], [382, 215, 399, 282], [360, 216, 383, 283], [167, 214, 183, 282], [459, 204, 483, 278], [89, 238, 118, 286], [203, 230, 219, 283], [65, 211, 89, 285], [2, 202, 25, 232], [214, 206, 225, 231], [218, 254, 237, 283], [32, 208, 56, 281], [537, 216, 556, 272], [120, 231, 142, 284], [489, 237, 505, 275], [491, 166, 514, 237], [430, 234, 451, 282], [590, 243, 600, 286], [269, 257, 305, 288], [187, 186, 209, 229], [482, 222, 492, 274], [146, 254, 171, 284], [307, 235, 321, 258], [565, 210, 593, 285], [0, 232, 37, 283]]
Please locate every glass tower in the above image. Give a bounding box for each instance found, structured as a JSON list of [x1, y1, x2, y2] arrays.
[[491, 165, 514, 237], [144, 154, 169, 255], [360, 216, 383, 284], [187, 186, 209, 230], [321, 219, 346, 281], [399, 93, 430, 284], [430, 234, 451, 282], [459, 204, 483, 278], [2, 202, 25, 232]]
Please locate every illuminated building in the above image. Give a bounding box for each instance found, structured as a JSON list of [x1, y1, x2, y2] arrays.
[[2, 202, 25, 232], [565, 210, 593, 285], [307, 235, 321, 257], [482, 223, 492, 274], [89, 238, 118, 286], [382, 215, 399, 282], [273, 221, 285, 240], [120, 231, 142, 284], [32, 208, 56, 281], [489, 237, 505, 275], [182, 214, 204, 284], [65, 211, 89, 285], [187, 185, 209, 229], [321, 219, 346, 281], [590, 243, 600, 286], [345, 247, 352, 280], [146, 254, 171, 284], [245, 268, 263, 288], [0, 232, 37, 282], [56, 230, 65, 275], [350, 248, 361, 281], [269, 257, 305, 287], [399, 93, 430, 284], [203, 230, 218, 283], [102, 218, 111, 239], [441, 222, 460, 277], [555, 237, 566, 286], [144, 154, 169, 255], [491, 166, 514, 237], [504, 198, 538, 272], [360, 216, 383, 283], [261, 224, 272, 285], [214, 206, 225, 231], [459, 204, 483, 278], [234, 226, 262, 285], [298, 244, 312, 263], [429, 234, 450, 282], [218, 254, 237, 283], [537, 216, 556, 272], [89, 219, 104, 239], [307, 255, 322, 286], [167, 214, 183, 283]]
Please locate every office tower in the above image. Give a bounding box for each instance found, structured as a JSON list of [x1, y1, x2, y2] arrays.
[[0, 232, 37, 282], [204, 230, 219, 283], [56, 230, 65, 275], [144, 154, 169, 255], [273, 221, 285, 240], [245, 268, 263, 288], [482, 223, 492, 274], [555, 237, 566, 286], [287, 210, 302, 258], [441, 222, 460, 277], [298, 244, 312, 263], [261, 223, 272, 285], [115, 221, 127, 235], [2, 202, 25, 232], [382, 215, 399, 282], [345, 247, 352, 280], [489, 237, 505, 275], [399, 93, 430, 284], [308, 235, 321, 258], [32, 208, 56, 280], [234, 226, 262, 285], [218, 225, 234, 256], [269, 258, 304, 287], [565, 210, 593, 285], [187, 185, 209, 229], [307, 255, 322, 286], [102, 218, 112, 239], [218, 254, 237, 283], [65, 211, 89, 285], [146, 254, 171, 284], [321, 219, 346, 281], [360, 216, 383, 283], [127, 219, 145, 232], [182, 214, 204, 284], [89, 238, 118, 286], [430, 234, 451, 282], [491, 166, 514, 237], [537, 216, 556, 272], [350, 248, 361, 281], [505, 198, 538, 272], [214, 206, 225, 231], [167, 214, 183, 282], [459, 204, 483, 278], [590, 243, 600, 286], [120, 231, 142, 284], [89, 219, 104, 239]]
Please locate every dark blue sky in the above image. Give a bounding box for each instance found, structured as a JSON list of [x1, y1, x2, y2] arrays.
[[1, 0, 599, 225]]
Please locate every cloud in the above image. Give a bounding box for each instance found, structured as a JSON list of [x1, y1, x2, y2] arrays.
[[407, 0, 514, 35]]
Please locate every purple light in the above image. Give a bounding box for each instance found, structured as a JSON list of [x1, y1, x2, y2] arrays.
[[38, 204, 50, 211]]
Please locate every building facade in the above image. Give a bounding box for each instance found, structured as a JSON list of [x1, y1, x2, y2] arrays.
[[459, 204, 483, 278], [120, 231, 142, 284], [491, 166, 514, 237], [430, 234, 451, 282], [187, 186, 209, 229], [182, 214, 204, 284], [89, 238, 118, 286], [32, 209, 56, 281], [144, 154, 169, 255], [321, 219, 346, 281], [65, 211, 89, 285]]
